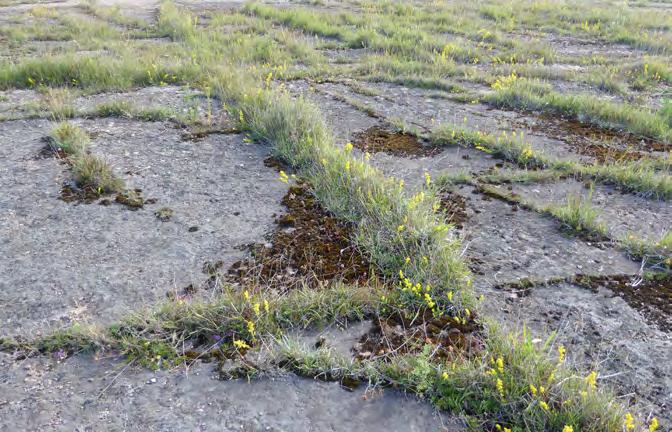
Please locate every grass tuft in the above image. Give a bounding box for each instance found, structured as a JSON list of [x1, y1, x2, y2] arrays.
[[546, 189, 607, 236], [71, 153, 124, 193], [49, 122, 90, 155]]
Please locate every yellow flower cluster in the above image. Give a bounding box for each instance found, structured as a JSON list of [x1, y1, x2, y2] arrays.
[[398, 270, 435, 311], [491, 72, 518, 91], [408, 191, 425, 210], [624, 413, 635, 431], [233, 339, 250, 350], [557, 345, 566, 363], [585, 371, 597, 389], [496, 378, 504, 398]]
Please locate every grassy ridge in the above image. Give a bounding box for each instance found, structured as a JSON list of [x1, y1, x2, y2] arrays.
[[207, 72, 630, 430], [486, 78, 672, 143]]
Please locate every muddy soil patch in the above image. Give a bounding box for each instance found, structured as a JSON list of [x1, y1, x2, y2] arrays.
[[525, 115, 671, 162], [573, 273, 672, 332], [439, 189, 470, 228], [355, 311, 482, 361], [227, 182, 372, 289], [351, 126, 441, 158]]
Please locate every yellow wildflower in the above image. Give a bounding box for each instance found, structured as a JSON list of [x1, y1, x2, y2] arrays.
[[624, 413, 635, 431], [441, 372, 449, 380], [496, 378, 504, 398], [529, 384, 538, 396], [539, 401, 549, 411], [424, 171, 431, 187], [562, 426, 574, 432], [397, 224, 405, 233], [365, 152, 370, 161], [233, 339, 250, 350], [253, 303, 260, 316], [344, 142, 353, 153], [264, 299, 270, 313], [278, 171, 289, 183], [247, 320, 255, 336], [243, 290, 250, 301], [558, 345, 566, 363], [496, 357, 504, 373], [649, 417, 659, 432], [586, 371, 597, 389]]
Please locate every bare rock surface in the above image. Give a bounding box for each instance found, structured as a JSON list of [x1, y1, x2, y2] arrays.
[[0, 353, 459, 432], [0, 118, 286, 336]]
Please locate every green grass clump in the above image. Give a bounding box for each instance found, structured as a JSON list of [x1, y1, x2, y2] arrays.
[[157, 0, 196, 41], [42, 87, 76, 120], [281, 324, 625, 432], [620, 231, 672, 269], [71, 153, 124, 193], [487, 78, 672, 143], [92, 100, 133, 118], [581, 160, 672, 200], [546, 190, 606, 236], [49, 122, 90, 155], [431, 123, 549, 169], [214, 75, 472, 313], [430, 121, 672, 200]]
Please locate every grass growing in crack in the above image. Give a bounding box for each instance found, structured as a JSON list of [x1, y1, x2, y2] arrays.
[[90, 101, 176, 122], [581, 160, 672, 200], [430, 123, 548, 169], [215, 76, 473, 313], [478, 168, 565, 185], [2, 283, 379, 366], [546, 189, 607, 236], [486, 77, 672, 143], [71, 153, 124, 193], [430, 121, 672, 200], [42, 87, 76, 120], [281, 323, 625, 432], [49, 122, 90, 155], [621, 231, 672, 270]]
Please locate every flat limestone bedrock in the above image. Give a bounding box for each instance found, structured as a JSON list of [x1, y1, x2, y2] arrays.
[[0, 353, 461, 432], [0, 118, 287, 337]]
